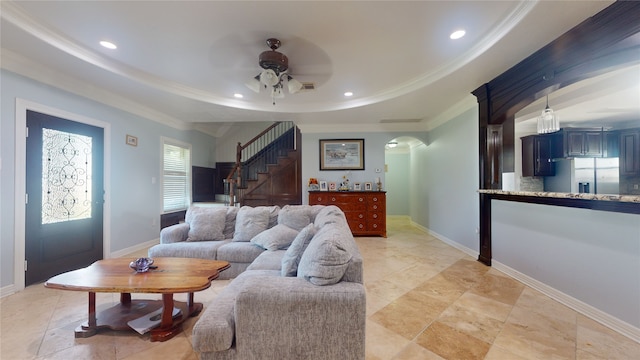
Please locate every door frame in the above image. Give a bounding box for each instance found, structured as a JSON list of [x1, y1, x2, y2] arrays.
[[14, 98, 111, 291]]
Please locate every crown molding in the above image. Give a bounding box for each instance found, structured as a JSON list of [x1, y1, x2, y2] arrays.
[[1, 49, 191, 131]]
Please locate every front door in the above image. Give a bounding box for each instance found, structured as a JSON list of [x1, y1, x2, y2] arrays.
[[25, 110, 104, 285]]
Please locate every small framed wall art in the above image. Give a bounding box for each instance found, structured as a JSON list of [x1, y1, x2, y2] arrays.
[[126, 134, 138, 147], [364, 182, 373, 191], [319, 181, 328, 191], [328, 182, 337, 191], [353, 182, 361, 191]]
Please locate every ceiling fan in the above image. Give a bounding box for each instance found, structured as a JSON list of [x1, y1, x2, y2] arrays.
[[245, 38, 304, 105]]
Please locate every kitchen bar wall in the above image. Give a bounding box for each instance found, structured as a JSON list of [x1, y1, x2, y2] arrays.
[[492, 199, 640, 334]]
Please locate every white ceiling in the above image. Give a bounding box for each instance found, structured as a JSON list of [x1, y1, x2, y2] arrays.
[[3, 0, 631, 139]]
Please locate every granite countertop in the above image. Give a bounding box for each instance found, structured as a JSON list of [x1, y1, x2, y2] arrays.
[[477, 189, 640, 204]]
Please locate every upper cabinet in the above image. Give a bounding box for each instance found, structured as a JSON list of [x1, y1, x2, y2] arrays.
[[521, 134, 555, 177], [559, 128, 604, 158], [620, 129, 640, 176]]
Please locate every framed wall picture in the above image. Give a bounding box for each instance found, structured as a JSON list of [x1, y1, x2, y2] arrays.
[[319, 180, 328, 191], [364, 182, 373, 191], [328, 182, 337, 191], [319, 139, 365, 170], [353, 182, 361, 191], [126, 134, 138, 146]]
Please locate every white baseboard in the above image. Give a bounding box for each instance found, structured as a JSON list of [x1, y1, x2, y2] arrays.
[[493, 260, 640, 344], [110, 238, 159, 258], [411, 221, 479, 259], [1, 284, 16, 298]]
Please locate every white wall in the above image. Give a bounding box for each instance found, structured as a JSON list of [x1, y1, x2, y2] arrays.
[[412, 107, 480, 253], [1, 70, 216, 289], [385, 152, 410, 215], [492, 200, 640, 329]]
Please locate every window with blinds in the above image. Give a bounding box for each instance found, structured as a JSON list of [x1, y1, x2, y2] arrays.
[[162, 138, 191, 213]]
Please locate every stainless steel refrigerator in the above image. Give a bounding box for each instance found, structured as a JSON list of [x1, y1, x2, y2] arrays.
[[574, 157, 619, 195]]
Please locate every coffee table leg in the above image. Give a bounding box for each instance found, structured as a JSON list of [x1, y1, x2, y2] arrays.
[[75, 292, 98, 338], [160, 294, 174, 329], [120, 293, 131, 304]]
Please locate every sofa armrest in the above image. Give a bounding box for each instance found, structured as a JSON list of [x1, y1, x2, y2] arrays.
[[159, 223, 189, 244], [234, 276, 366, 360]]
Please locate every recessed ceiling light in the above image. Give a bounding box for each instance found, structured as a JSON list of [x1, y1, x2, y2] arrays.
[[234, 93, 243, 98], [344, 91, 354, 97], [450, 30, 466, 40], [99, 40, 117, 49]]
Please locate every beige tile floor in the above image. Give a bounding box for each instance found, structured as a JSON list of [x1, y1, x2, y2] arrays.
[[2, 217, 639, 359]]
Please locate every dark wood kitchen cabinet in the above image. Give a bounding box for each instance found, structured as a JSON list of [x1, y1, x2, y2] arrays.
[[620, 129, 640, 176], [521, 135, 555, 177], [562, 129, 603, 157], [309, 191, 386, 237]]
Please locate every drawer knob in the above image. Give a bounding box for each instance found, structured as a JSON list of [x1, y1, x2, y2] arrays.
[[359, 214, 364, 219], [373, 214, 378, 219], [373, 205, 378, 210], [317, 197, 322, 201], [331, 197, 336, 201], [359, 224, 364, 229], [373, 197, 378, 201], [373, 224, 378, 228], [359, 198, 364, 202]]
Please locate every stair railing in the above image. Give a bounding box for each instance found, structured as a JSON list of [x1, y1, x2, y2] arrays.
[[225, 121, 295, 206]]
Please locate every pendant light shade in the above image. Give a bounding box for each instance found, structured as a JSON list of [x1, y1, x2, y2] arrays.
[[537, 95, 560, 134]]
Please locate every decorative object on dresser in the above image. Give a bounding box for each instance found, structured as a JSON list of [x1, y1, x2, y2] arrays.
[[364, 182, 373, 191], [309, 191, 386, 237]]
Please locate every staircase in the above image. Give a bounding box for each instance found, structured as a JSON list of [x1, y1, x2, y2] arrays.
[[226, 122, 302, 207]]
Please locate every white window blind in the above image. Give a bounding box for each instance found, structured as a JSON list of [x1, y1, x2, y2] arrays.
[[162, 139, 191, 213]]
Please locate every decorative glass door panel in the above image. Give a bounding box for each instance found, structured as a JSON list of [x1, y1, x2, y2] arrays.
[[41, 128, 93, 224]]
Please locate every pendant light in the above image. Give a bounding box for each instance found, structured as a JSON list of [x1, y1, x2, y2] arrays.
[[537, 95, 560, 134]]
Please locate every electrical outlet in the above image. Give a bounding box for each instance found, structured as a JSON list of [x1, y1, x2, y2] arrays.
[[634, 184, 639, 190]]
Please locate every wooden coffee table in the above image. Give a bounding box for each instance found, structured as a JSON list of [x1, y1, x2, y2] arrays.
[[44, 257, 229, 341]]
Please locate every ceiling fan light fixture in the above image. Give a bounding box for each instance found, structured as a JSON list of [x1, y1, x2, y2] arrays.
[[287, 75, 303, 94], [259, 69, 280, 87], [245, 38, 305, 105], [245, 75, 261, 93]]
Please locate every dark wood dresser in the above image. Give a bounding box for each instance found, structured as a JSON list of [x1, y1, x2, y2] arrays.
[[309, 191, 386, 237]]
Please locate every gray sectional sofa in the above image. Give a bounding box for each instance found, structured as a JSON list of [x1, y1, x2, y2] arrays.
[[148, 204, 366, 360]]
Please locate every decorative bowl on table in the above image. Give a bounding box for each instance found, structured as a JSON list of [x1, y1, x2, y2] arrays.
[[129, 257, 154, 273]]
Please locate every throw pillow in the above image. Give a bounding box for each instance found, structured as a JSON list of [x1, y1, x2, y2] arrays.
[[250, 224, 299, 251], [223, 206, 239, 239], [297, 226, 353, 285], [232, 206, 270, 242], [186, 207, 227, 241], [281, 223, 316, 277], [278, 205, 313, 231]]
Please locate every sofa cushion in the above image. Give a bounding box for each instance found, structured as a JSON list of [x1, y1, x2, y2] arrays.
[[247, 250, 287, 271], [313, 205, 350, 229], [281, 223, 316, 277], [217, 241, 265, 263], [250, 224, 299, 251], [148, 240, 230, 260], [186, 207, 227, 241], [277, 205, 313, 231], [232, 206, 271, 242], [297, 225, 354, 286]]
